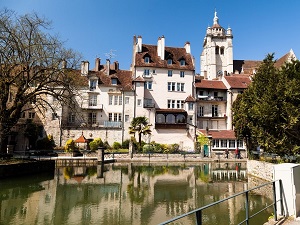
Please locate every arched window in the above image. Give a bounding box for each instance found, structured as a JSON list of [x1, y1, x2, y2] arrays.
[[176, 114, 186, 123], [220, 47, 224, 55], [156, 114, 165, 123], [215, 46, 219, 55], [166, 114, 175, 123]]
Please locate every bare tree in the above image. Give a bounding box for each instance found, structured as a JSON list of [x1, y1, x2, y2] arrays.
[[0, 9, 82, 153]]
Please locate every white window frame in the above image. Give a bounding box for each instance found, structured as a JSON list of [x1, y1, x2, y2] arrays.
[[180, 71, 185, 77], [89, 95, 97, 106]]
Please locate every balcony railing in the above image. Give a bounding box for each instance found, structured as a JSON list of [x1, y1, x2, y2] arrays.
[[82, 104, 103, 110], [197, 96, 226, 101], [61, 120, 122, 129], [155, 123, 187, 129]]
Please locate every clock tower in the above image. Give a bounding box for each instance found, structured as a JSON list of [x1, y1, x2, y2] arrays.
[[200, 11, 233, 80]]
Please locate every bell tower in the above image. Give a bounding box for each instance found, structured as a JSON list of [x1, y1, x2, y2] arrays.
[[200, 11, 233, 79]]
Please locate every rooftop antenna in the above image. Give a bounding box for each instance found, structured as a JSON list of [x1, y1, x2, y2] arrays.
[[105, 49, 117, 61]]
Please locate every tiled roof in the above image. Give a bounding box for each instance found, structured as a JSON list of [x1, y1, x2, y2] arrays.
[[133, 76, 145, 82], [74, 134, 88, 143], [233, 60, 261, 74], [195, 80, 227, 90], [274, 50, 297, 68], [224, 75, 251, 89], [89, 69, 133, 91], [185, 95, 196, 102], [197, 129, 236, 139], [135, 44, 194, 70]]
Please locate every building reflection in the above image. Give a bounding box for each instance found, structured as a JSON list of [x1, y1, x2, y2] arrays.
[[0, 162, 272, 225]]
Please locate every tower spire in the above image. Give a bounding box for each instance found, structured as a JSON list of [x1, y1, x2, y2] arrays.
[[213, 9, 219, 25]]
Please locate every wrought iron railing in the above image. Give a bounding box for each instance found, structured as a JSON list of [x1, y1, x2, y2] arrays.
[[159, 179, 284, 225]]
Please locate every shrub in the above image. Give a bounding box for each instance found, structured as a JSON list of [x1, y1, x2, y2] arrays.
[[103, 141, 111, 149], [89, 138, 103, 151], [142, 144, 155, 153], [65, 139, 77, 152], [122, 139, 130, 149], [170, 143, 180, 153], [36, 135, 55, 150], [112, 142, 122, 150]]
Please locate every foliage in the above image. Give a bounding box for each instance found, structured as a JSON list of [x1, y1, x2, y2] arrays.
[[142, 144, 155, 153], [129, 116, 152, 151], [0, 10, 81, 153], [122, 139, 130, 149], [65, 139, 77, 152], [36, 135, 55, 150], [103, 141, 111, 149], [232, 54, 300, 156], [112, 142, 122, 150], [89, 138, 103, 151], [197, 134, 209, 148]]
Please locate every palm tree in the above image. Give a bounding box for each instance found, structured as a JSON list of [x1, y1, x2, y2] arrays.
[[129, 117, 152, 151]]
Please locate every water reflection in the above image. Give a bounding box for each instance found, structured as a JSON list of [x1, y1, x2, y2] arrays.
[[0, 162, 272, 225]]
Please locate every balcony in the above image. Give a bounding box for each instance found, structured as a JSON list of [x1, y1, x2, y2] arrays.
[[82, 104, 103, 110], [155, 123, 187, 129], [197, 113, 227, 119], [197, 96, 226, 102], [61, 120, 122, 129], [144, 102, 155, 108]]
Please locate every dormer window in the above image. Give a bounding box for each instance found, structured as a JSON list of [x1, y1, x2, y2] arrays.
[[90, 79, 97, 91], [180, 59, 186, 66], [144, 57, 150, 63], [167, 59, 172, 65], [111, 78, 118, 85]]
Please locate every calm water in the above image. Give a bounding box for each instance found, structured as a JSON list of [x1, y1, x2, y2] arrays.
[[0, 162, 273, 225]]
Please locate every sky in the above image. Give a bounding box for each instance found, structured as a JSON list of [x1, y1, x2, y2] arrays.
[[1, 0, 300, 73]]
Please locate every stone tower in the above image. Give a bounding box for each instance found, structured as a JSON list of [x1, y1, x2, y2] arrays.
[[200, 11, 233, 80]]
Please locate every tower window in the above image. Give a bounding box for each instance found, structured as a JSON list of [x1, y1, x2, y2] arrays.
[[215, 46, 219, 55], [220, 47, 224, 55]]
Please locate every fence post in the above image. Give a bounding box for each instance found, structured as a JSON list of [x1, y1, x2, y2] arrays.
[[196, 210, 202, 225], [245, 191, 249, 225], [272, 181, 278, 221]]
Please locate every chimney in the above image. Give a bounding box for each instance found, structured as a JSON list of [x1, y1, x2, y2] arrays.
[[106, 59, 110, 75], [160, 35, 165, 60], [137, 35, 142, 53], [114, 61, 119, 70], [95, 58, 101, 71], [61, 59, 67, 69], [224, 70, 227, 76], [81, 61, 89, 76], [204, 71, 207, 79], [157, 37, 161, 58], [184, 41, 191, 54]]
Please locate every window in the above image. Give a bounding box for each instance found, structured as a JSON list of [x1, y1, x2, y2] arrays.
[[125, 115, 129, 122], [177, 100, 184, 109], [21, 112, 26, 118], [167, 100, 175, 108], [199, 106, 204, 117], [111, 78, 118, 85], [229, 140, 235, 148], [144, 69, 150, 76], [176, 114, 185, 123], [237, 140, 244, 148], [221, 140, 227, 148], [212, 105, 218, 117], [180, 59, 185, 66], [125, 97, 129, 104], [176, 83, 184, 92], [118, 113, 122, 121], [167, 59, 172, 65], [89, 95, 97, 106], [118, 96, 122, 105], [199, 91, 204, 96], [137, 99, 142, 106], [109, 95, 113, 105], [109, 113, 112, 121], [166, 114, 175, 123], [188, 103, 194, 111], [114, 96, 118, 105], [168, 82, 176, 91], [90, 80, 97, 91], [68, 113, 75, 123], [144, 57, 150, 63], [88, 112, 97, 124], [220, 47, 224, 55], [214, 92, 218, 97], [180, 71, 185, 77], [28, 112, 35, 119], [114, 113, 118, 121], [152, 69, 156, 74], [168, 70, 173, 77], [144, 81, 153, 90], [215, 46, 219, 54], [213, 139, 220, 148]]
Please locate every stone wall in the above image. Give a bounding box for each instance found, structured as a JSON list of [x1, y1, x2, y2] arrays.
[[247, 160, 274, 181]]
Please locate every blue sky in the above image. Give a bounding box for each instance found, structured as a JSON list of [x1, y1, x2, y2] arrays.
[[1, 0, 300, 73]]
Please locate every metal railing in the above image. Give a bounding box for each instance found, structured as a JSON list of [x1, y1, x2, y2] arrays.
[[159, 179, 284, 225]]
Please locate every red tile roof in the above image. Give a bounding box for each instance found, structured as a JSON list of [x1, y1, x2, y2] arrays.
[[197, 129, 236, 139], [224, 75, 251, 89], [185, 95, 196, 102], [195, 80, 227, 90], [134, 44, 194, 70]]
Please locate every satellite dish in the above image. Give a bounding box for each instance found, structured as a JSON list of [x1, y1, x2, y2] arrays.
[[217, 70, 223, 76]]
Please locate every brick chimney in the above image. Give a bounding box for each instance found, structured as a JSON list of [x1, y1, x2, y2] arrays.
[[114, 61, 119, 70], [106, 59, 110, 75], [95, 58, 101, 71], [81, 61, 89, 76]]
